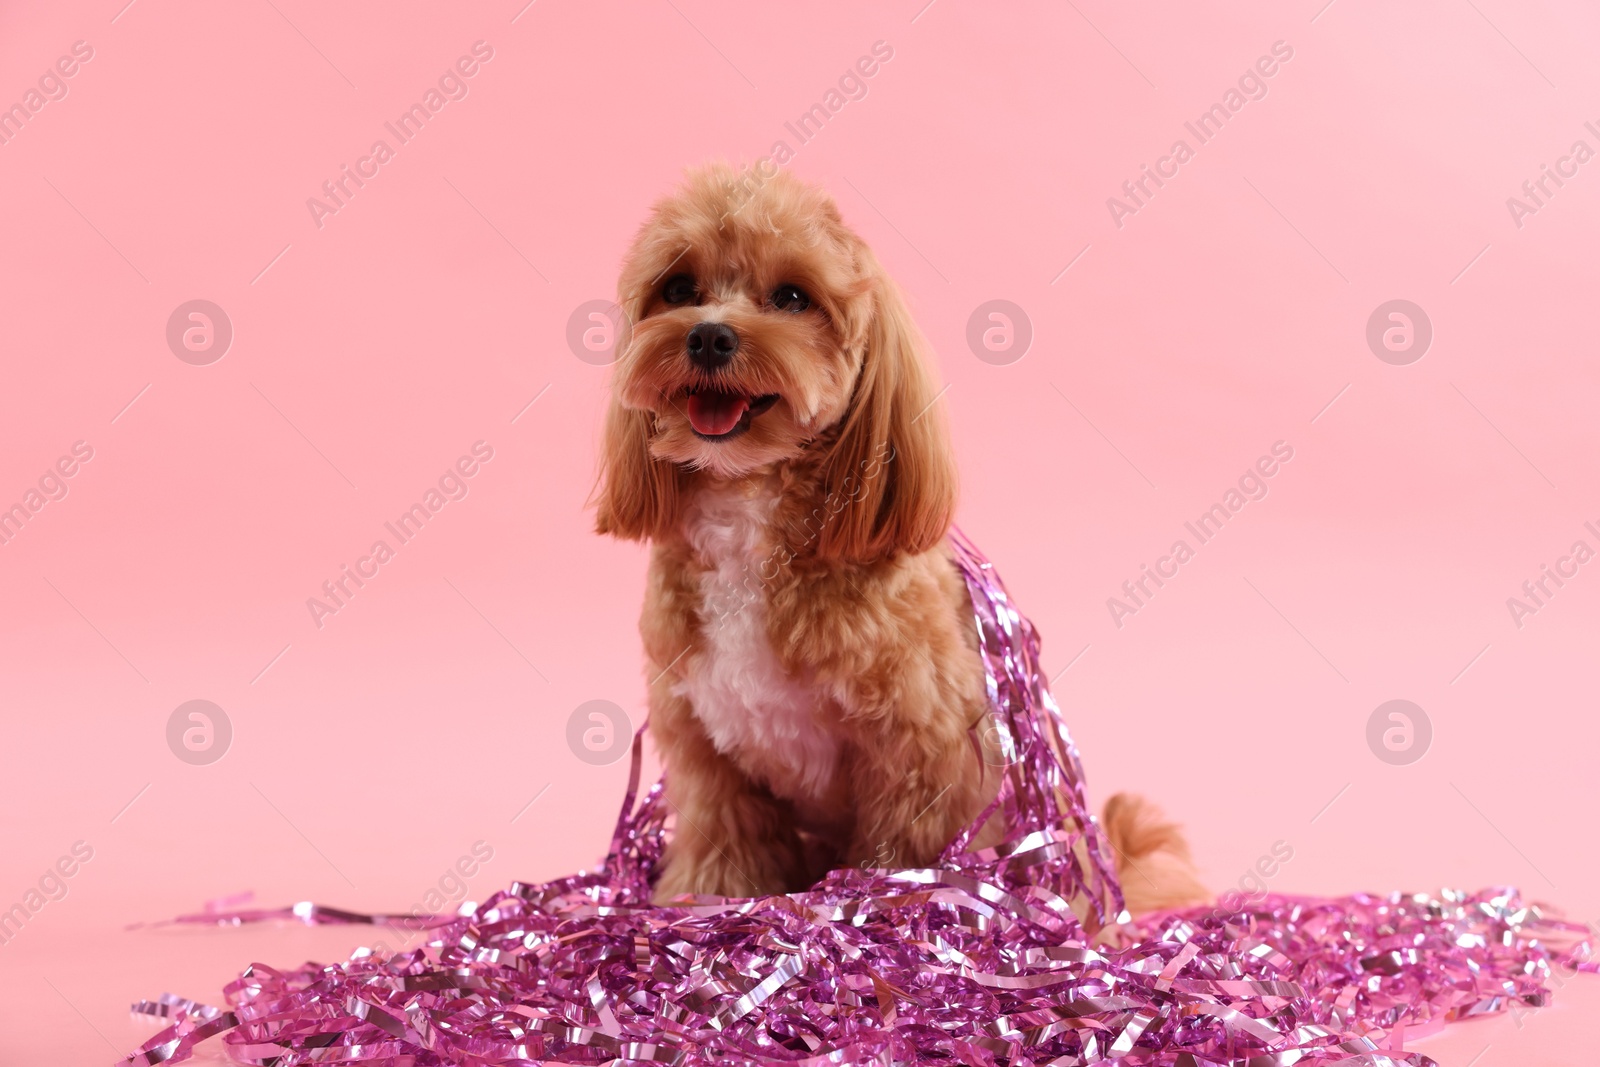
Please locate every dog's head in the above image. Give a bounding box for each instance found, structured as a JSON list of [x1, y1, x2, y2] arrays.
[[595, 163, 954, 562]]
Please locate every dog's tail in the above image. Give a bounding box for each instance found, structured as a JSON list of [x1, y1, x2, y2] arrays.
[[1101, 793, 1209, 916]]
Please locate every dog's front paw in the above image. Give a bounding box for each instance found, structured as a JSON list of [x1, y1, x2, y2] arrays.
[[649, 861, 703, 906], [650, 844, 793, 904]]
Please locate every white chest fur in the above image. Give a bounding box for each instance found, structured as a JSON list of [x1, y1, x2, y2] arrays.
[[673, 482, 839, 806]]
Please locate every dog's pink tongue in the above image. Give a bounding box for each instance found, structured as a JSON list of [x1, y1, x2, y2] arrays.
[[686, 390, 750, 436]]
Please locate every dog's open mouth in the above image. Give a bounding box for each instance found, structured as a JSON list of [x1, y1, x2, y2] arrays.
[[684, 388, 779, 439]]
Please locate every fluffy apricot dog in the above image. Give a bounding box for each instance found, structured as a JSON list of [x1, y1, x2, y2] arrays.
[[595, 164, 1202, 913]]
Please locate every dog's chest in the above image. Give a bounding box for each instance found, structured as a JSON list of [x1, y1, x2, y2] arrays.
[[674, 484, 839, 805]]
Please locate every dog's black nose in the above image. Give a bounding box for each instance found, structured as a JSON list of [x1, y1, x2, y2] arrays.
[[685, 322, 739, 370]]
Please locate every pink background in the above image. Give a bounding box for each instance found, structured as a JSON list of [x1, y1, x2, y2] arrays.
[[2, 0, 1597, 1062]]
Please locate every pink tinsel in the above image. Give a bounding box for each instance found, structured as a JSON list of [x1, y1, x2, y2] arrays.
[[118, 533, 1592, 1066]]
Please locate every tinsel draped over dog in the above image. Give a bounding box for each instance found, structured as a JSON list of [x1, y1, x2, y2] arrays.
[[119, 533, 1591, 1066]]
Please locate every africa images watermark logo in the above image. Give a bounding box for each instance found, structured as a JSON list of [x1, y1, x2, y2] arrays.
[[1506, 120, 1600, 229], [1366, 700, 1431, 766], [166, 300, 234, 365], [715, 40, 896, 225], [0, 841, 94, 949], [166, 700, 233, 766], [1505, 520, 1600, 629], [966, 300, 1033, 366], [566, 700, 632, 766], [566, 300, 631, 366], [1107, 441, 1295, 628], [306, 442, 495, 628], [1365, 300, 1431, 366], [1107, 40, 1295, 229], [361, 841, 497, 957], [0, 441, 95, 549], [0, 40, 94, 148], [306, 41, 496, 230]]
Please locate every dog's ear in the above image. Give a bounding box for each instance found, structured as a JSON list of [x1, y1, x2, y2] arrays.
[[593, 400, 681, 540], [593, 272, 683, 541], [814, 270, 956, 563]]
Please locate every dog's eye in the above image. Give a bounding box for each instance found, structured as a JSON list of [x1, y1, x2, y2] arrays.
[[662, 274, 697, 305], [770, 284, 810, 313]]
